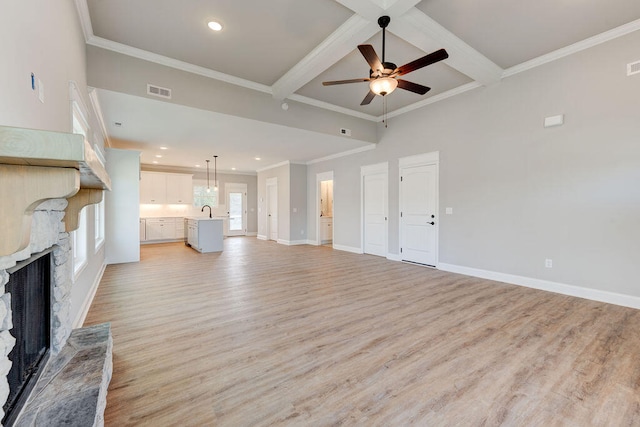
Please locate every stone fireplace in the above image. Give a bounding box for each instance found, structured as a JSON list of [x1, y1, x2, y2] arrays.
[[0, 126, 113, 426]]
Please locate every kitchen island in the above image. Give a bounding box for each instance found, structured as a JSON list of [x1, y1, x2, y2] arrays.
[[185, 217, 224, 253]]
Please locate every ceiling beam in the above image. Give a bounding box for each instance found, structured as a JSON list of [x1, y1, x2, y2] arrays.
[[393, 8, 503, 86], [271, 15, 379, 100]]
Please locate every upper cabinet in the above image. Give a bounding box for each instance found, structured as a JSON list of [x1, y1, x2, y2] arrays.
[[140, 171, 193, 204]]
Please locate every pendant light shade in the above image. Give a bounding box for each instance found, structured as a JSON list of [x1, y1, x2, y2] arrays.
[[206, 159, 211, 193]]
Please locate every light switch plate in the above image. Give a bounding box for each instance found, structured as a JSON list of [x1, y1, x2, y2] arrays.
[[445, 207, 453, 215]]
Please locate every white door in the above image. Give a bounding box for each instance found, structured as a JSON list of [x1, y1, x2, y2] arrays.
[[400, 164, 437, 266], [363, 172, 387, 257], [267, 184, 278, 241], [226, 184, 247, 236]]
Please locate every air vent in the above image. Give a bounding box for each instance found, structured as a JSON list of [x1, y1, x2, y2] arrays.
[[147, 84, 172, 99], [627, 60, 640, 76]]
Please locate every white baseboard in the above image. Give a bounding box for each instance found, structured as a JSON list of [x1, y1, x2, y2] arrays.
[[438, 262, 640, 310], [277, 239, 307, 246], [246, 232, 257, 237], [307, 239, 319, 246], [333, 244, 363, 254], [73, 262, 106, 329], [257, 234, 267, 240], [386, 253, 401, 261]]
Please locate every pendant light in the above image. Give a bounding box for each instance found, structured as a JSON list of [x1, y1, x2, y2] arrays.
[[206, 159, 211, 193], [213, 155, 218, 191]]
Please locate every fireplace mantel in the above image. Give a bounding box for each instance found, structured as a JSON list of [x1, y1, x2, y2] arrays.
[[0, 125, 111, 257]]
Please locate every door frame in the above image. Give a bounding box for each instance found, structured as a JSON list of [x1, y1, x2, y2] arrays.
[[225, 182, 247, 236], [266, 177, 277, 241], [398, 151, 439, 267], [361, 162, 388, 257], [316, 171, 333, 246]]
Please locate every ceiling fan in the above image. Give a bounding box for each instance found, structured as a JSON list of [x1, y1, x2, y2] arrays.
[[323, 16, 449, 106]]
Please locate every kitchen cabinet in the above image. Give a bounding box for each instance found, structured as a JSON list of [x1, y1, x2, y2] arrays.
[[140, 171, 193, 204], [186, 218, 223, 253], [166, 174, 193, 204], [146, 218, 173, 240], [320, 217, 333, 244], [140, 219, 146, 241]]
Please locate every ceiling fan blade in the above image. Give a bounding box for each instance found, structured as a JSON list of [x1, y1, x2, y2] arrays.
[[360, 90, 376, 106], [322, 78, 370, 86], [358, 45, 383, 72], [397, 79, 431, 95], [394, 49, 449, 76]]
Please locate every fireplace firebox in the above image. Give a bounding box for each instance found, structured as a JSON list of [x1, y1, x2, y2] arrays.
[[2, 250, 51, 426]]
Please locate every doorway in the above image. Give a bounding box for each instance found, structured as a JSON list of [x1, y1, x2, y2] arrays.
[[226, 183, 247, 236], [266, 178, 278, 241], [399, 152, 439, 266], [361, 162, 388, 257], [316, 171, 333, 246]]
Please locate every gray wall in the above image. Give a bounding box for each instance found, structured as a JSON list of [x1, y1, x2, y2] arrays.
[[86, 46, 377, 143], [289, 164, 308, 242], [257, 164, 290, 241], [1, 0, 109, 326], [307, 30, 640, 298]]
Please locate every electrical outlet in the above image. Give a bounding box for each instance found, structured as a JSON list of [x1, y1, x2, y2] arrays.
[[545, 259, 553, 268]]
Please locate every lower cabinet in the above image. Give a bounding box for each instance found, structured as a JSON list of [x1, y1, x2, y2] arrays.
[[143, 217, 185, 242], [186, 219, 223, 253], [320, 217, 333, 243]]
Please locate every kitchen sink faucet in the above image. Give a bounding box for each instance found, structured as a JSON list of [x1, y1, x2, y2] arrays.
[[201, 205, 212, 218]]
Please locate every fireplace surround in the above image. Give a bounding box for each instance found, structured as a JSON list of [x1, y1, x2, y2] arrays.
[[0, 125, 113, 426]]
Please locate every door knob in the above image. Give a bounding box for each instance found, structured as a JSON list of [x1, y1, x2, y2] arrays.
[[428, 221, 435, 225]]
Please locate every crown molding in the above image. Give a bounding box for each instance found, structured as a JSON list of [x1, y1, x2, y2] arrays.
[[73, 0, 94, 43], [306, 143, 376, 165], [287, 94, 378, 121], [87, 36, 274, 95], [503, 18, 640, 78]]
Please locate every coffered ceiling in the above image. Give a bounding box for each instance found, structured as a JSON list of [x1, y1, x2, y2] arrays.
[[76, 0, 640, 171]]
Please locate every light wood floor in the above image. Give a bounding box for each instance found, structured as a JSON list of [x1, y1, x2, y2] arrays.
[[85, 238, 640, 426]]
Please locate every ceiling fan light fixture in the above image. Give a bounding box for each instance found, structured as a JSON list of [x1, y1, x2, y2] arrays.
[[370, 77, 398, 96]]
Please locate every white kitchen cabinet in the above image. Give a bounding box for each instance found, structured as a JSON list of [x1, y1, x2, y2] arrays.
[[140, 171, 193, 204], [166, 174, 193, 204], [140, 219, 146, 241], [320, 217, 333, 244], [186, 218, 223, 253], [175, 219, 186, 239], [145, 218, 176, 240]]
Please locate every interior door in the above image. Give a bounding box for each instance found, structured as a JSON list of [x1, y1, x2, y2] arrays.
[[400, 164, 437, 266], [267, 184, 278, 241], [226, 185, 247, 236], [363, 172, 387, 257]]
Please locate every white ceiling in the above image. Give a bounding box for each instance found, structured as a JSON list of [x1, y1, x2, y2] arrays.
[[78, 0, 640, 171]]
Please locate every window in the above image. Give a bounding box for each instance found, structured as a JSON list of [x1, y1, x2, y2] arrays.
[[72, 209, 88, 277], [193, 185, 218, 208], [95, 195, 105, 251]]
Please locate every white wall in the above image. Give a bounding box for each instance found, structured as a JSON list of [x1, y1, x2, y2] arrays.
[[106, 148, 141, 264], [307, 30, 640, 299], [0, 0, 110, 326]]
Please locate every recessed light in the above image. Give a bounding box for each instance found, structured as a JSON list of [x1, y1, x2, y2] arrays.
[[195, 164, 201, 168], [208, 21, 223, 31], [155, 154, 162, 158], [152, 161, 158, 164], [160, 146, 168, 150], [255, 157, 261, 161], [231, 167, 236, 171]]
